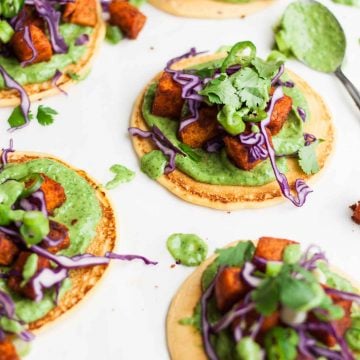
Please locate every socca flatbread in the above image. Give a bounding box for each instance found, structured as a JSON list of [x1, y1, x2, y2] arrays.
[[166, 240, 359, 360], [130, 53, 335, 210], [0, 4, 106, 107], [6, 152, 117, 331], [149, 0, 275, 19]]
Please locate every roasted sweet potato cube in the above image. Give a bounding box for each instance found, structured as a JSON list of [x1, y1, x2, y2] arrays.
[[0, 232, 19, 266], [0, 338, 19, 360], [8, 252, 50, 300], [23, 5, 46, 30], [179, 106, 220, 149], [254, 237, 298, 261], [41, 220, 70, 254], [151, 72, 184, 119], [309, 287, 352, 347], [224, 135, 261, 171], [350, 202, 360, 225], [233, 308, 280, 339], [215, 267, 248, 312], [109, 0, 146, 39], [10, 25, 52, 65], [267, 95, 292, 135], [63, 0, 98, 27], [40, 174, 66, 215]]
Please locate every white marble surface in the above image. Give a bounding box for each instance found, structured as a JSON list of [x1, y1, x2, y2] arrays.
[[1, 0, 359, 358]]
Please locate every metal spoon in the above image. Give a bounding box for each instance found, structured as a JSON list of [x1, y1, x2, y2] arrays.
[[334, 67, 360, 111]]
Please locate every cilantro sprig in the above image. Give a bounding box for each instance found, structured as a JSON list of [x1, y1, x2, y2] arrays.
[[8, 105, 58, 129]]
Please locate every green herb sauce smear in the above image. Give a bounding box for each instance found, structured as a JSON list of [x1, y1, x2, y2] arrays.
[[167, 233, 208, 266], [105, 164, 135, 190], [0, 24, 93, 88], [0, 158, 102, 323], [141, 76, 307, 185]]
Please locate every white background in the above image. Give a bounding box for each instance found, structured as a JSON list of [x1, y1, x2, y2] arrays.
[[1, 0, 359, 358]]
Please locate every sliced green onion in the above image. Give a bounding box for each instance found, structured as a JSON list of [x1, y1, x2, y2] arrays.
[[221, 41, 257, 73], [19, 173, 44, 199], [106, 24, 123, 45], [0, 20, 14, 43], [20, 211, 49, 246]]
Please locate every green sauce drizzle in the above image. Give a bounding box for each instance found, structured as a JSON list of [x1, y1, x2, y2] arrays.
[[167, 233, 208, 266]]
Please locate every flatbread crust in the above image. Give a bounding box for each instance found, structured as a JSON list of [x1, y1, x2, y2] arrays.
[[0, 4, 106, 107], [6, 152, 117, 332], [166, 240, 359, 360], [149, 0, 276, 19], [130, 53, 335, 210]]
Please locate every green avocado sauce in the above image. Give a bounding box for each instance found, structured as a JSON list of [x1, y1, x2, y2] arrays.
[[167, 233, 208, 266], [141, 70, 308, 185], [274, 0, 346, 73], [0, 24, 93, 88], [0, 158, 102, 323]]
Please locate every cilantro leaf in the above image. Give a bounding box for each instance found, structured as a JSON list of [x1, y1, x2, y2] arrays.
[[264, 327, 299, 360], [216, 240, 255, 267], [36, 105, 58, 126], [199, 74, 240, 108], [252, 57, 283, 79], [298, 140, 323, 175], [252, 277, 280, 316], [231, 68, 270, 109]]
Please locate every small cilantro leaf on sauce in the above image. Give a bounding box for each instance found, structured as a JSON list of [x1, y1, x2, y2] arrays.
[[36, 106, 58, 126], [298, 140, 323, 175], [178, 143, 202, 162]]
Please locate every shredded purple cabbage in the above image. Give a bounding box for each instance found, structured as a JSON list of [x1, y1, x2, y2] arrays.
[[212, 302, 254, 333], [200, 269, 220, 360], [129, 126, 184, 174], [271, 64, 285, 86], [75, 34, 89, 46], [30, 267, 68, 302], [164, 48, 207, 132], [304, 133, 317, 146], [239, 132, 268, 162], [21, 26, 38, 67], [297, 107, 307, 122], [33, 0, 68, 54], [0, 139, 14, 170], [0, 66, 31, 130], [51, 69, 67, 95], [325, 288, 360, 303], [204, 136, 224, 153], [260, 87, 313, 207]]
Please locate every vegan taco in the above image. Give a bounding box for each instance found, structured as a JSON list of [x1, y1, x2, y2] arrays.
[[149, 0, 275, 19], [167, 237, 360, 359], [0, 0, 105, 128], [129, 42, 334, 210], [0, 143, 156, 358]]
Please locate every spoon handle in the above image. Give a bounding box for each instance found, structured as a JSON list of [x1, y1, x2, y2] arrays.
[[335, 68, 360, 111]]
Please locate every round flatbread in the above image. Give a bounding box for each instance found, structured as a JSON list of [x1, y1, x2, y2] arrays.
[[6, 152, 117, 331], [0, 4, 106, 107], [166, 240, 359, 360], [130, 53, 335, 210], [149, 0, 276, 19]]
